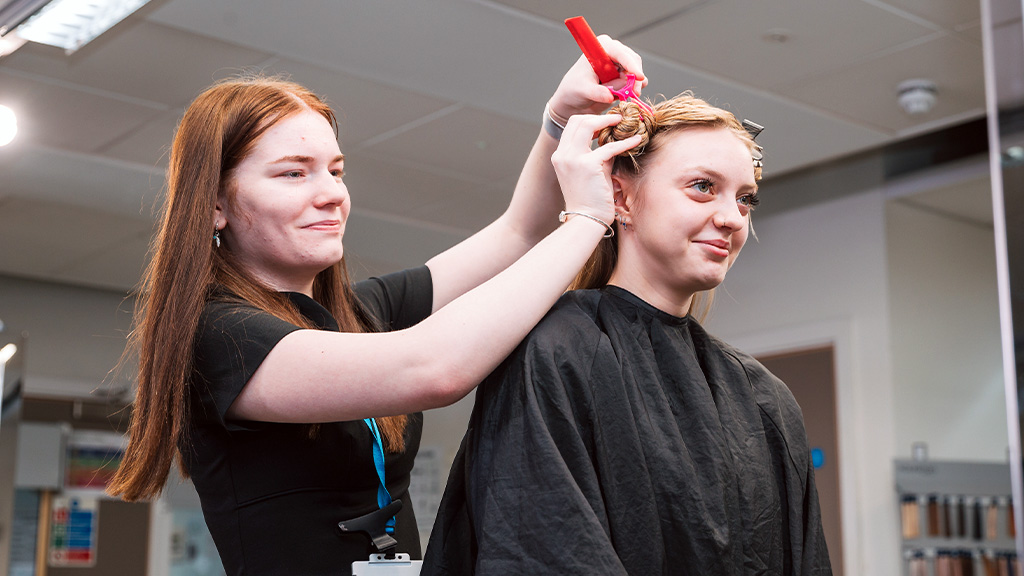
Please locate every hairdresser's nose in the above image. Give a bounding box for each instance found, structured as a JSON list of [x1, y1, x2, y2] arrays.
[[314, 170, 349, 209]]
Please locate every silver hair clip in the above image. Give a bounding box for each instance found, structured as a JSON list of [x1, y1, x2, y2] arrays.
[[742, 119, 763, 140], [742, 119, 764, 170]]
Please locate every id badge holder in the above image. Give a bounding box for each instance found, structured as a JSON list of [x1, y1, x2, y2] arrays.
[[351, 553, 422, 575], [340, 499, 422, 576]]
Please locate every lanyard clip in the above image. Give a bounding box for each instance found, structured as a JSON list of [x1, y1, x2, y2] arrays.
[[338, 499, 404, 555]]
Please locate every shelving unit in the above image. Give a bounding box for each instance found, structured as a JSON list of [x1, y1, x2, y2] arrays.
[[895, 459, 1018, 575]]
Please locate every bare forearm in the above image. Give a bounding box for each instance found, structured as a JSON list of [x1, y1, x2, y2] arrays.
[[233, 114, 636, 424], [426, 130, 562, 310], [233, 217, 606, 423], [415, 216, 606, 396]]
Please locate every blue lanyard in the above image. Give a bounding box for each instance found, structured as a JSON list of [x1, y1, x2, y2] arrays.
[[363, 418, 395, 534]]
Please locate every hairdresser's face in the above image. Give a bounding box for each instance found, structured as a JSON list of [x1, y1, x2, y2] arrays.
[[217, 110, 350, 295], [612, 127, 757, 313]]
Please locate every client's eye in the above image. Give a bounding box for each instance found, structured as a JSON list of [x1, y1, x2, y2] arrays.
[[691, 179, 713, 194], [738, 193, 761, 209]]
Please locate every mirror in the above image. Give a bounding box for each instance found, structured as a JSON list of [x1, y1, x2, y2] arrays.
[[980, 0, 1024, 555]]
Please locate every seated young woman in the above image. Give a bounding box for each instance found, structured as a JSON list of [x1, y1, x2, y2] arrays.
[[422, 93, 833, 575]]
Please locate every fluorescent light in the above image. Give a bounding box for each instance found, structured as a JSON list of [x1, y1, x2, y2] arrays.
[[0, 31, 27, 57], [0, 104, 16, 146], [14, 0, 152, 54], [0, 0, 52, 36], [0, 343, 16, 364]]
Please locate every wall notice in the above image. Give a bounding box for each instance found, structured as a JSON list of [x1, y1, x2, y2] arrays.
[[48, 495, 98, 567]]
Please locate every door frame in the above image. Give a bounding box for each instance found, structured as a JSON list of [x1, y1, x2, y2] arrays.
[[726, 319, 859, 576]]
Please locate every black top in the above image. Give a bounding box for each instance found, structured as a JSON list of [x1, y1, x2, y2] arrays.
[[185, 266, 433, 576], [422, 286, 832, 575]]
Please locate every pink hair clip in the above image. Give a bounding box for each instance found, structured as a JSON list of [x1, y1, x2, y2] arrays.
[[565, 16, 654, 119], [608, 74, 654, 118]]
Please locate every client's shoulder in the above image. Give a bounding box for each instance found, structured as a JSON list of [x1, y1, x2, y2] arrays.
[[519, 289, 606, 355]]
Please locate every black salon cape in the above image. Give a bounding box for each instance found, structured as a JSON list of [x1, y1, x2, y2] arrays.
[[422, 286, 832, 575]]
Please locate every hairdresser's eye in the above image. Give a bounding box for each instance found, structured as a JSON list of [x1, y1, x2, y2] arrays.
[[690, 179, 713, 195]]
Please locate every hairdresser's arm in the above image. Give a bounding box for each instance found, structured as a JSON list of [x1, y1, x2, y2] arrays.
[[228, 114, 642, 423], [425, 36, 646, 312]]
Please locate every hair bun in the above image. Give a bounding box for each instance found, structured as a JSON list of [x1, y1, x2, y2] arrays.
[[598, 101, 652, 153]]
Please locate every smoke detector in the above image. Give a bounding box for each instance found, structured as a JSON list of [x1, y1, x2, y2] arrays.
[[897, 79, 938, 115]]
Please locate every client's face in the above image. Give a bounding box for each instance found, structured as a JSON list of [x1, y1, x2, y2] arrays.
[[617, 126, 758, 303]]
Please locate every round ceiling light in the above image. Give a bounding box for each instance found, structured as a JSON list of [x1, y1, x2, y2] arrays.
[[0, 105, 17, 146]]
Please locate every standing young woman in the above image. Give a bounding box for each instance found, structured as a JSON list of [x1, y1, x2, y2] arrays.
[[106, 38, 646, 575], [423, 94, 833, 575]]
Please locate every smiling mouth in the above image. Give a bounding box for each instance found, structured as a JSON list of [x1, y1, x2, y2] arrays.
[[304, 220, 341, 230], [695, 240, 730, 257]]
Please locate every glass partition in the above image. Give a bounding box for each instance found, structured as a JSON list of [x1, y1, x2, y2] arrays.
[[980, 0, 1024, 555]]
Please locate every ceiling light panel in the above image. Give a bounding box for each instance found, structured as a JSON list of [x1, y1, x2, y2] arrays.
[[15, 0, 152, 54]]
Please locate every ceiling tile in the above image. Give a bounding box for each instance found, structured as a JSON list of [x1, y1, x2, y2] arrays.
[[992, 0, 1022, 26], [0, 71, 162, 153], [0, 144, 165, 218], [0, 20, 274, 107], [486, 0, 707, 37], [630, 0, 935, 91], [0, 0, 997, 293], [993, 20, 1024, 108], [953, 19, 982, 44], [785, 35, 984, 135], [871, 0, 979, 31], [413, 183, 510, 231], [0, 197, 152, 285], [359, 106, 539, 183], [343, 212, 468, 274], [342, 152, 502, 230], [99, 109, 182, 167], [146, 0, 575, 122], [52, 229, 152, 291], [895, 174, 993, 228], [255, 58, 455, 148]]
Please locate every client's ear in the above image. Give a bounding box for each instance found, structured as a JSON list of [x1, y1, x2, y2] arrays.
[[611, 174, 636, 226]]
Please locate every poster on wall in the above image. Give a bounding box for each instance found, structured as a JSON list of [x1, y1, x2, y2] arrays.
[[48, 495, 98, 567], [10, 489, 40, 576], [409, 445, 443, 532], [65, 430, 125, 492]]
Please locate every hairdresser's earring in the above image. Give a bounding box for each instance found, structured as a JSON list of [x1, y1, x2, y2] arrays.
[[213, 227, 221, 249]]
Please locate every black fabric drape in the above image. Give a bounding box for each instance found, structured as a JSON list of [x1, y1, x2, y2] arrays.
[[423, 287, 832, 575]]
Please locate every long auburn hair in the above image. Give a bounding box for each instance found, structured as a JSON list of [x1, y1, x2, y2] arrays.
[[568, 92, 764, 321], [108, 75, 408, 502]]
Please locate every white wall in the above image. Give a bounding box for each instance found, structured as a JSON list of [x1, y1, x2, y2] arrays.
[[0, 275, 134, 398], [886, 200, 1006, 460], [707, 190, 897, 576]]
